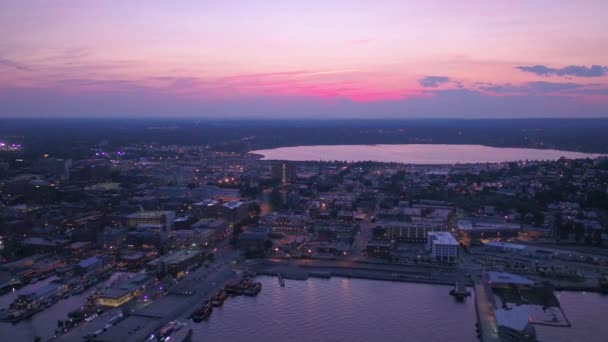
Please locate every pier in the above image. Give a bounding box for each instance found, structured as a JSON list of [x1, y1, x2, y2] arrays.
[[473, 283, 500, 342]]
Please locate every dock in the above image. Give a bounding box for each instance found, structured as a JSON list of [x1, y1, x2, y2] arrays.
[[473, 283, 500, 342], [450, 281, 470, 300]]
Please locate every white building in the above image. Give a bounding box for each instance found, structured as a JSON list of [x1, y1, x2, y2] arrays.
[[426, 231, 459, 262]]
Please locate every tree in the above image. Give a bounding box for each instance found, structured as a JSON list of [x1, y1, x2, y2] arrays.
[[270, 187, 282, 211], [532, 211, 545, 226], [553, 213, 563, 242], [264, 239, 273, 250], [230, 224, 243, 246]]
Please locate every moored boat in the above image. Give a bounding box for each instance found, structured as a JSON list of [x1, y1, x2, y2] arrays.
[[243, 282, 262, 296], [191, 301, 212, 322], [211, 290, 227, 306]]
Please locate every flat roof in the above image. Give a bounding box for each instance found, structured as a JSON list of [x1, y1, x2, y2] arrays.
[[458, 220, 520, 231], [427, 231, 458, 245], [495, 306, 531, 332], [485, 241, 527, 250], [148, 250, 202, 266], [126, 210, 173, 218], [488, 272, 534, 286]]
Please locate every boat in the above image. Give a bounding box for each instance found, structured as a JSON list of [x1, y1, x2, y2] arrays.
[[449, 282, 470, 300], [240, 277, 253, 289], [191, 301, 212, 322], [225, 280, 244, 295], [211, 290, 227, 306], [243, 282, 262, 296]]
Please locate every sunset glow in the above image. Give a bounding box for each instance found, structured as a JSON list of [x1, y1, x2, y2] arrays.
[[1, 0, 607, 118]]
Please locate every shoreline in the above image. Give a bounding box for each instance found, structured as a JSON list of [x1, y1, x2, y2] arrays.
[[248, 259, 607, 293]]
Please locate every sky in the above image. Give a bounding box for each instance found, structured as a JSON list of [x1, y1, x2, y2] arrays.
[[1, 0, 607, 119]]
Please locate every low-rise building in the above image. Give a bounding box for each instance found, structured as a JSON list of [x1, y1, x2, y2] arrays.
[[366, 240, 393, 259], [426, 231, 459, 262], [147, 249, 204, 277]]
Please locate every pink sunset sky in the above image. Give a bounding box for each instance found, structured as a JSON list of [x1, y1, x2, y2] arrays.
[[1, 0, 607, 118]]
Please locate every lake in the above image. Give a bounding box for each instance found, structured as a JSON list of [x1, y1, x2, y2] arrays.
[[251, 144, 605, 164]]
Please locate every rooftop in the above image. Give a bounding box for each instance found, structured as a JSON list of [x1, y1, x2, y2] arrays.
[[495, 306, 532, 332], [126, 210, 174, 219], [427, 231, 458, 245], [458, 220, 520, 231], [485, 241, 527, 250], [488, 272, 534, 286]]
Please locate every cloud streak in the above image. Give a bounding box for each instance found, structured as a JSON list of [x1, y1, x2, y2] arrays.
[[516, 64, 608, 78], [418, 76, 451, 88], [0, 56, 30, 71]]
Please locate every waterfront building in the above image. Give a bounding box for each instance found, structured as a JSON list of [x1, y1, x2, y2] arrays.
[[147, 249, 204, 277], [238, 226, 270, 251], [484, 241, 528, 254], [426, 232, 459, 262], [457, 219, 521, 243], [366, 240, 393, 259], [381, 221, 445, 242], [495, 306, 536, 341], [97, 273, 155, 307]]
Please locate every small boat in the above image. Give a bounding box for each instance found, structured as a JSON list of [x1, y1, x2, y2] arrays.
[[243, 282, 262, 296], [240, 277, 253, 289], [225, 280, 245, 295], [191, 301, 212, 322], [211, 290, 227, 307]]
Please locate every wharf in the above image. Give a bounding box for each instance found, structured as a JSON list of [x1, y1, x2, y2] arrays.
[[473, 283, 500, 342]]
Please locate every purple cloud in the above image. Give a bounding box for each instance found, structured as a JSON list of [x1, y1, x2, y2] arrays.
[[480, 82, 584, 94], [0, 56, 30, 71], [419, 76, 450, 88], [516, 64, 608, 77]]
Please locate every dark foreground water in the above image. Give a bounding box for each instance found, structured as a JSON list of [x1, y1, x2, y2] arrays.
[[536, 291, 608, 342], [2, 276, 607, 341], [195, 276, 477, 342], [195, 277, 608, 342]]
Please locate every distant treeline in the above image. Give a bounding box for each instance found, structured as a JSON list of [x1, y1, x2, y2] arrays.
[[1, 118, 608, 158]]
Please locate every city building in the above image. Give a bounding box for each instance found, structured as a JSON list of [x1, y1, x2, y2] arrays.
[[426, 232, 459, 262], [458, 219, 521, 243], [260, 213, 308, 235], [272, 162, 297, 184], [366, 240, 393, 259], [381, 221, 446, 243], [219, 201, 248, 222], [147, 249, 204, 277]]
